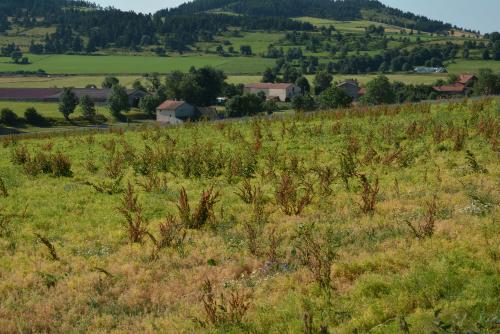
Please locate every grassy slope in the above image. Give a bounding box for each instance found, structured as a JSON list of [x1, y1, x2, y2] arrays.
[[0, 99, 498, 333], [197, 31, 286, 54]]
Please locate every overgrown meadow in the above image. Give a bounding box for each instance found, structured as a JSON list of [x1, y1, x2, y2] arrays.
[[0, 99, 498, 333]]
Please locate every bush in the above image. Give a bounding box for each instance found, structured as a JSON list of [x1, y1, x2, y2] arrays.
[[226, 93, 263, 117], [0, 108, 18, 126], [291, 94, 316, 112], [318, 86, 353, 109], [24, 107, 46, 125]]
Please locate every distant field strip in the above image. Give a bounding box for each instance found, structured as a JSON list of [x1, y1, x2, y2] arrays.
[[0, 54, 275, 75]]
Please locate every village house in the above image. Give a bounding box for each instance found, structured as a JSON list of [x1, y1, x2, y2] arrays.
[[432, 74, 478, 97], [244, 83, 301, 101], [156, 100, 196, 124], [156, 100, 219, 124], [0, 88, 147, 106], [337, 80, 363, 100]]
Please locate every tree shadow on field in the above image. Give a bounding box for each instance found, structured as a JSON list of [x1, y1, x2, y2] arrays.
[[0, 126, 21, 135]]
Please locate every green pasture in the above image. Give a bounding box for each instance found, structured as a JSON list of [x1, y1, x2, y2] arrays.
[[0, 101, 68, 120], [447, 60, 500, 73], [0, 54, 275, 75]]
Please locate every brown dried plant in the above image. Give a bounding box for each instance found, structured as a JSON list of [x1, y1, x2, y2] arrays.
[[117, 182, 148, 243], [178, 187, 219, 229], [405, 196, 439, 239], [147, 214, 186, 261], [275, 172, 313, 216], [200, 279, 251, 327], [0, 177, 7, 197], [235, 178, 261, 204], [35, 233, 60, 261], [357, 174, 380, 215]]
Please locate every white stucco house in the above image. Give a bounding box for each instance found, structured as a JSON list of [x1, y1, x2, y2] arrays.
[[244, 83, 301, 102], [156, 100, 197, 124]]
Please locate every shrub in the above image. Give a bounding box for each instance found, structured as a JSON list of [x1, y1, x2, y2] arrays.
[[235, 179, 261, 204], [312, 165, 336, 196], [11, 146, 30, 165], [136, 173, 169, 193], [0, 207, 13, 237], [146, 214, 186, 260], [357, 174, 379, 215], [50, 152, 73, 177], [35, 233, 60, 261], [105, 151, 125, 179], [14, 148, 72, 178], [404, 196, 439, 239], [243, 196, 269, 256], [24, 107, 46, 125], [200, 279, 251, 327], [0, 108, 18, 126], [465, 150, 488, 174], [79, 95, 97, 121], [339, 151, 357, 190], [275, 172, 313, 216], [117, 182, 148, 243], [294, 224, 342, 291], [177, 187, 219, 229], [0, 177, 7, 197]]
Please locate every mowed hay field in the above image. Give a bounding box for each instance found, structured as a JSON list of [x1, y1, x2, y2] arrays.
[[0, 99, 499, 333], [0, 54, 275, 75]]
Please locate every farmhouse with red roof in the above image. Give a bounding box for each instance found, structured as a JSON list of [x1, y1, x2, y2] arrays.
[[432, 74, 477, 97]]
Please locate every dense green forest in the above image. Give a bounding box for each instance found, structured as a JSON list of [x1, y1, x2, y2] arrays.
[[163, 0, 458, 33]]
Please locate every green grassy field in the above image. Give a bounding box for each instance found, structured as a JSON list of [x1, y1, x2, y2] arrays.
[[447, 60, 500, 73], [0, 99, 498, 333], [0, 101, 118, 121], [0, 54, 275, 75]]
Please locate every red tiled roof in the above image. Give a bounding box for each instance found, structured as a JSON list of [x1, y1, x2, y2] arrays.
[[245, 83, 294, 89], [457, 74, 476, 85], [157, 100, 187, 110], [432, 83, 466, 93]]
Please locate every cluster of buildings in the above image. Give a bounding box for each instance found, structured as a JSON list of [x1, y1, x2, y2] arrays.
[[0, 74, 480, 126]]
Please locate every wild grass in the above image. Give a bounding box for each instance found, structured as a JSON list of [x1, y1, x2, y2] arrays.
[[0, 98, 498, 333]]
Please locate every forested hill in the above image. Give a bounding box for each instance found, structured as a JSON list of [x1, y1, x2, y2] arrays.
[[0, 0, 472, 56], [162, 0, 456, 33]]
